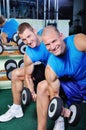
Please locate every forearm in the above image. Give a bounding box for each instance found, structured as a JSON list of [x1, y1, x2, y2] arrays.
[[48, 79, 60, 100], [45, 65, 60, 99], [1, 33, 8, 43], [25, 74, 34, 93]]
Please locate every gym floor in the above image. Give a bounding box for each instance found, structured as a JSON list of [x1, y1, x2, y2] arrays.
[[0, 89, 86, 130]]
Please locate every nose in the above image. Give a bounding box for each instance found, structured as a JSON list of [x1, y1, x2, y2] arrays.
[[24, 38, 30, 45], [50, 43, 54, 50]]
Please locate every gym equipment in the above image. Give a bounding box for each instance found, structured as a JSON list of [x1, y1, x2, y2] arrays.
[[4, 59, 17, 80], [0, 70, 8, 81], [4, 59, 17, 71], [44, 0, 58, 27], [12, 33, 23, 46], [18, 59, 24, 68], [48, 97, 63, 120], [18, 42, 27, 55], [68, 103, 82, 126], [6, 66, 16, 80], [17, 38, 23, 46], [0, 39, 19, 55], [22, 87, 32, 106], [12, 32, 19, 43], [0, 43, 4, 54], [21, 63, 45, 106]]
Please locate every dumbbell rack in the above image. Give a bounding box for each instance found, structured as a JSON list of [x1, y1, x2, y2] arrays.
[[0, 41, 23, 82]]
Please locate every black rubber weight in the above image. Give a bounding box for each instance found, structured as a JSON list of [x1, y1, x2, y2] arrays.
[[68, 103, 82, 126], [48, 97, 63, 120], [22, 87, 32, 106], [12, 32, 19, 43], [4, 59, 17, 70], [0, 43, 4, 54], [18, 59, 24, 68]]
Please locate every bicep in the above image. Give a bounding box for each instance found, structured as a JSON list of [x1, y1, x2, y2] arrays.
[[24, 54, 34, 76], [45, 65, 60, 86]]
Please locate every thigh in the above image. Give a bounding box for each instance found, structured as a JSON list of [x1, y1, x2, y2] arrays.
[[12, 67, 24, 80]]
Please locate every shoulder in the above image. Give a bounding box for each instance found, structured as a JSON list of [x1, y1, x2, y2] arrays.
[[8, 18, 19, 24], [74, 33, 86, 51], [75, 33, 86, 41]]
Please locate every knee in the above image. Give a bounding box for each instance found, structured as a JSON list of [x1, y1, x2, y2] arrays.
[[11, 68, 19, 80], [37, 80, 48, 96]]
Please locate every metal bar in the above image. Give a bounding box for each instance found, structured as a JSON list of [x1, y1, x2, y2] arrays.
[[3, 0, 6, 17], [44, 0, 47, 27], [37, 0, 38, 19], [54, 0, 58, 27], [48, 0, 50, 20], [0, 1, 1, 15], [6, 0, 10, 18]]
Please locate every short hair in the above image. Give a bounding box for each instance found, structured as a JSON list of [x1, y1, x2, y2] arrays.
[[18, 22, 33, 35], [42, 25, 60, 37], [0, 15, 5, 24]]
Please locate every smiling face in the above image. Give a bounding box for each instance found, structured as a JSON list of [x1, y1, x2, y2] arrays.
[[19, 28, 39, 48], [42, 26, 66, 56]]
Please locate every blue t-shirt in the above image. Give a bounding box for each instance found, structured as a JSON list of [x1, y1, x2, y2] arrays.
[[47, 35, 86, 103], [26, 42, 50, 65], [47, 35, 86, 85], [1, 18, 19, 39], [25, 29, 50, 65]]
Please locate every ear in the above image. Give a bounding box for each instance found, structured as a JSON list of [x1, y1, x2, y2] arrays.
[[60, 33, 65, 40], [33, 29, 37, 34]]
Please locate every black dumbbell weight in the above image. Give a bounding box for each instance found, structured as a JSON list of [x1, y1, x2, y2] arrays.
[[4, 59, 17, 80], [17, 38, 23, 46], [18, 59, 24, 68], [12, 32, 20, 43], [22, 87, 32, 106], [4, 59, 17, 71], [68, 103, 82, 126], [18, 42, 27, 55], [48, 97, 63, 120], [6, 66, 16, 80], [0, 43, 4, 54]]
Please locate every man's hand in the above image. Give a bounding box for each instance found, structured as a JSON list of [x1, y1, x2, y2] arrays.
[[31, 91, 37, 102]]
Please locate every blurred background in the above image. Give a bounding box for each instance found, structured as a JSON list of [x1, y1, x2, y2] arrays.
[[0, 0, 86, 35]]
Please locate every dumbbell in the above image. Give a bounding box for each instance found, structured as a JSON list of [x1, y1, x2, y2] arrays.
[[4, 59, 17, 80], [12, 32, 20, 43], [48, 97, 81, 126], [0, 43, 4, 54], [68, 103, 82, 126], [21, 87, 32, 106], [48, 97, 63, 120], [13, 33, 26, 54], [18, 41, 27, 55], [18, 59, 24, 68], [17, 38, 23, 46]]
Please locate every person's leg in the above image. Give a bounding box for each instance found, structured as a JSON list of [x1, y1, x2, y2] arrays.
[[37, 80, 49, 130], [0, 67, 24, 122], [11, 67, 24, 104], [37, 80, 65, 130]]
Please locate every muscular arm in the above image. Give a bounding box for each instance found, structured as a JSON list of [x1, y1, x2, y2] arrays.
[[24, 53, 36, 101], [75, 33, 86, 52], [45, 65, 60, 99], [1, 32, 8, 43]]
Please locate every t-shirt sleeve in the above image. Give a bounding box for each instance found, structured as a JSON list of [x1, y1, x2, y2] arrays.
[[25, 42, 50, 65]]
